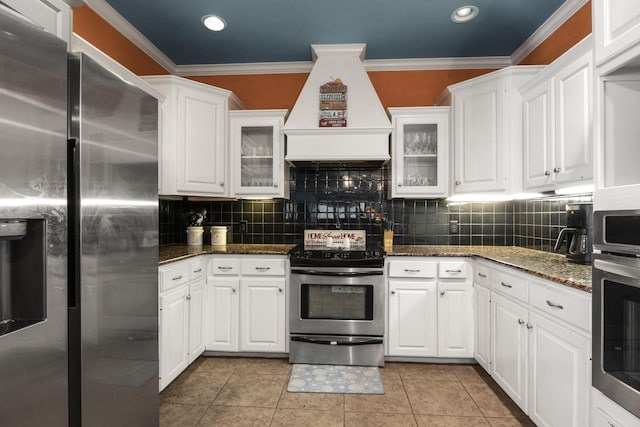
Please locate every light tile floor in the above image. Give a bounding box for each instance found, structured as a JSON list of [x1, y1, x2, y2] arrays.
[[160, 356, 536, 427]]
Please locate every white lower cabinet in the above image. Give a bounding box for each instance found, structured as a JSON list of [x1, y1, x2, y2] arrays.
[[159, 258, 207, 391], [437, 281, 473, 358], [388, 280, 438, 357], [528, 311, 590, 427], [207, 277, 239, 351], [159, 286, 189, 391], [491, 292, 529, 411], [207, 255, 287, 353], [592, 387, 640, 427], [240, 278, 286, 352], [473, 282, 491, 372], [386, 258, 472, 358], [478, 261, 592, 427]]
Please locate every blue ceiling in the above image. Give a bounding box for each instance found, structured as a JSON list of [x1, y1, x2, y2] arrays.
[[103, 0, 568, 65]]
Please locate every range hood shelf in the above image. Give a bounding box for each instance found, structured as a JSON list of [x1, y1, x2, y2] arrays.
[[284, 44, 392, 164]]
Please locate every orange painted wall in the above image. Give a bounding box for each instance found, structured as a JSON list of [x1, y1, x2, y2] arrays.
[[72, 6, 169, 76], [519, 1, 592, 65], [73, 3, 591, 107]]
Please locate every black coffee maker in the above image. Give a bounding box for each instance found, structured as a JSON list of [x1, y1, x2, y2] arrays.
[[554, 203, 593, 264]]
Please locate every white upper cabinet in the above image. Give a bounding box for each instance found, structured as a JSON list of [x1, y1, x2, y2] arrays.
[[143, 75, 243, 197], [4, 0, 71, 44], [522, 37, 593, 192], [593, 2, 640, 211], [388, 107, 450, 198], [594, 0, 640, 66], [229, 110, 289, 199], [439, 66, 542, 196]]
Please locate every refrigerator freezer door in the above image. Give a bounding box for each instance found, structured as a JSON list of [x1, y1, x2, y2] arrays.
[[0, 3, 69, 426], [68, 52, 159, 425]]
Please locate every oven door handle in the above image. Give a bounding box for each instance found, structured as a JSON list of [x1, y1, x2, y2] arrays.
[[594, 258, 640, 280], [291, 336, 383, 346], [290, 269, 383, 277]]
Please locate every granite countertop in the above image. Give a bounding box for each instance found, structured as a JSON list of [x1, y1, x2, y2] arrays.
[[387, 245, 592, 292], [160, 244, 592, 293], [159, 244, 296, 265]]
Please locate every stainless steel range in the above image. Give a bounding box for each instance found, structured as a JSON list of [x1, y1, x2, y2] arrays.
[[289, 230, 385, 367]]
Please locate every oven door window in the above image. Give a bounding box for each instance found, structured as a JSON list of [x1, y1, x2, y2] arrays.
[[603, 279, 640, 392], [300, 283, 373, 320]]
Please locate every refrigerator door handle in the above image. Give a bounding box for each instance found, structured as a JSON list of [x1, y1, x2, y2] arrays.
[[67, 137, 79, 309]]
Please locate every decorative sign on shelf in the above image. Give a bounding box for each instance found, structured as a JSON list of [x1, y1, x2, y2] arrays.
[[304, 229, 366, 249], [319, 79, 347, 127]]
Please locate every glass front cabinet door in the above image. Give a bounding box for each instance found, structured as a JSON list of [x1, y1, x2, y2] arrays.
[[388, 107, 450, 198], [230, 110, 288, 198]]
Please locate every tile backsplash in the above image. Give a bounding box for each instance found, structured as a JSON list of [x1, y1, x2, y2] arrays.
[[160, 166, 592, 253]]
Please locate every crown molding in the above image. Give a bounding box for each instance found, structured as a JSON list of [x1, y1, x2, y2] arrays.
[[175, 61, 314, 76], [175, 56, 512, 76], [82, 0, 177, 74], [511, 0, 590, 65], [363, 56, 512, 71]]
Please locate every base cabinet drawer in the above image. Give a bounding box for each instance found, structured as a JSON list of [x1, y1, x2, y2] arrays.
[[388, 260, 438, 278], [529, 281, 591, 331]]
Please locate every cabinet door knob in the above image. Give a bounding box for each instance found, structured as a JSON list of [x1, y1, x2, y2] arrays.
[[518, 318, 525, 325], [398, 182, 403, 187], [232, 288, 237, 293], [440, 290, 446, 296], [526, 323, 533, 330], [186, 295, 191, 300], [455, 180, 461, 186], [553, 167, 561, 173], [391, 290, 396, 295], [219, 181, 225, 187], [274, 183, 278, 188], [544, 170, 551, 176], [278, 288, 283, 293]]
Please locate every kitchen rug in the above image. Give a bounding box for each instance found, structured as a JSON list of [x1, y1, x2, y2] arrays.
[[287, 364, 385, 394]]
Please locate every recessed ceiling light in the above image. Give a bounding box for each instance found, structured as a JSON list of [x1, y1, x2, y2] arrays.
[[451, 5, 479, 23], [202, 15, 226, 31]]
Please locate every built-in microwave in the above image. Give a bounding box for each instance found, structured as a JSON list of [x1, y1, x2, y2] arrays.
[[592, 210, 640, 419]]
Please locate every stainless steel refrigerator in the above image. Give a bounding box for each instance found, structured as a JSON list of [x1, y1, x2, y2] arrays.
[[0, 2, 159, 425]]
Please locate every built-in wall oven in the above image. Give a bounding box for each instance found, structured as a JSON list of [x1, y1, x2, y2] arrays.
[[289, 240, 385, 367], [593, 209, 640, 418]]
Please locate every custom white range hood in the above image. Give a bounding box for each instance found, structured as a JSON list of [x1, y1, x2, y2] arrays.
[[283, 44, 392, 164]]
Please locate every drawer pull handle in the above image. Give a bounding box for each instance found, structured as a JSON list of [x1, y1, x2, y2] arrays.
[[526, 323, 533, 330], [172, 275, 183, 281], [501, 282, 512, 288], [404, 269, 421, 273], [478, 273, 487, 278], [518, 318, 525, 325], [255, 266, 271, 271], [218, 266, 232, 271], [446, 269, 462, 273], [193, 268, 202, 273], [546, 300, 564, 310]]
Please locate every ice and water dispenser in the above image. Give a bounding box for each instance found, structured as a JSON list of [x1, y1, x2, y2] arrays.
[[0, 219, 46, 336]]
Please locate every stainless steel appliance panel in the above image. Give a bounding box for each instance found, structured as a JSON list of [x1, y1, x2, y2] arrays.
[[0, 2, 68, 425], [594, 209, 640, 255], [290, 267, 384, 337], [593, 253, 640, 418], [68, 52, 158, 426], [0, 3, 68, 425], [289, 335, 384, 367]]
